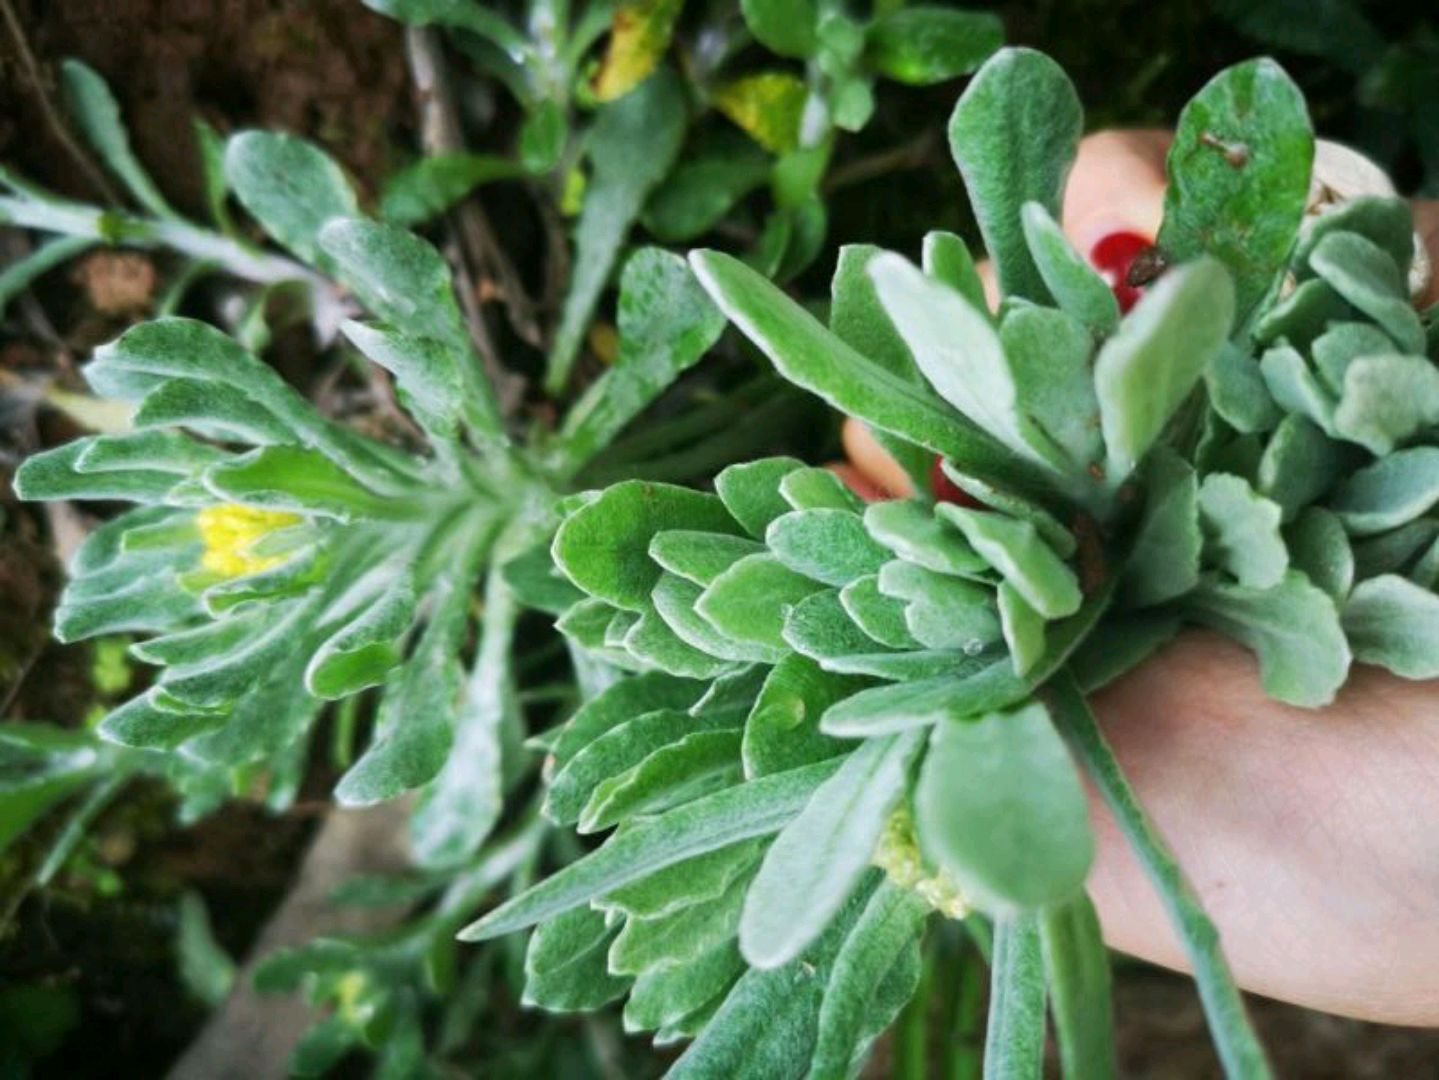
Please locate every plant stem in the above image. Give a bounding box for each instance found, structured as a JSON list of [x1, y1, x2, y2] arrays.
[[1049, 671, 1273, 1080]]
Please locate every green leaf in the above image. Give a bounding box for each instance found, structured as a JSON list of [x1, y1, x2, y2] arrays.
[[203, 447, 384, 520], [766, 509, 890, 586], [1309, 232, 1425, 354], [553, 480, 741, 610], [830, 245, 921, 383], [839, 575, 921, 649], [865, 6, 1003, 86], [225, 131, 359, 266], [740, 0, 817, 58], [923, 230, 989, 315], [304, 575, 415, 698], [1312, 320, 1402, 390], [580, 728, 743, 832], [1185, 570, 1350, 707], [869, 253, 1061, 471], [985, 914, 1047, 1080], [546, 708, 735, 826], [1198, 473, 1288, 588], [715, 457, 806, 538], [1328, 447, 1439, 535], [1039, 893, 1115, 1080], [917, 698, 1093, 914], [741, 733, 923, 967], [459, 758, 843, 940], [499, 541, 584, 616], [551, 671, 706, 770], [1068, 610, 1182, 693], [99, 690, 224, 751], [642, 138, 771, 243], [610, 867, 754, 976], [15, 439, 184, 504], [1206, 342, 1281, 434], [784, 589, 890, 661], [410, 574, 518, 867], [809, 881, 928, 1080], [1342, 574, 1439, 679], [340, 321, 464, 443], [779, 467, 864, 512], [557, 248, 727, 472], [1000, 303, 1106, 472], [625, 942, 744, 1033], [1253, 277, 1351, 351], [1122, 449, 1201, 608], [625, 604, 741, 678], [742, 654, 861, 778], [696, 554, 826, 652], [1286, 506, 1353, 603], [997, 581, 1046, 676], [863, 500, 988, 577], [0, 236, 96, 319], [947, 48, 1081, 304], [1019, 201, 1120, 334], [597, 840, 763, 920], [360, 0, 529, 60], [1093, 257, 1236, 481], [668, 881, 875, 1078], [1158, 58, 1313, 320], [1256, 414, 1353, 521], [380, 152, 523, 225], [938, 506, 1081, 619], [651, 572, 774, 664], [1332, 353, 1439, 456], [60, 60, 178, 219], [650, 531, 767, 588], [523, 907, 630, 1011], [690, 251, 1036, 492], [1259, 343, 1338, 432], [547, 69, 687, 394], [877, 560, 1002, 651]]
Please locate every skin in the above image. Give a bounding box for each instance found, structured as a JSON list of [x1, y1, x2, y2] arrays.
[[839, 132, 1439, 1025]]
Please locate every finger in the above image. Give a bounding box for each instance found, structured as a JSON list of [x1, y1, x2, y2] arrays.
[[825, 461, 891, 503], [841, 418, 915, 499], [1061, 129, 1172, 254]]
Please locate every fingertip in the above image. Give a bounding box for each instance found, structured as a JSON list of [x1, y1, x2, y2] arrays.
[[1062, 129, 1172, 255]]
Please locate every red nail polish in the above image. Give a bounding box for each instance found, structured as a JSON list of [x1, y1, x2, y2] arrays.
[[930, 457, 980, 507], [1089, 231, 1153, 313]]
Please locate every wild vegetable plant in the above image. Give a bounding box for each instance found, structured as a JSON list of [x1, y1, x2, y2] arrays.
[[3, 5, 1004, 1070], [462, 47, 1439, 1078]]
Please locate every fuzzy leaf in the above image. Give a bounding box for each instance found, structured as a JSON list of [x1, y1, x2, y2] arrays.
[[696, 554, 826, 652], [865, 6, 1003, 86], [650, 531, 767, 588], [741, 732, 924, 967], [460, 758, 844, 940], [938, 506, 1081, 619], [1342, 574, 1439, 679], [766, 509, 890, 586], [1093, 257, 1235, 480], [1186, 571, 1350, 707], [554, 481, 741, 610], [1019, 201, 1120, 334], [1328, 447, 1439, 535], [985, 915, 1047, 1079], [1198, 473, 1288, 588], [742, 655, 860, 778], [226, 131, 358, 266], [61, 60, 178, 220], [740, 0, 817, 58], [1332, 353, 1439, 456], [1158, 58, 1313, 320], [523, 907, 630, 1011], [1122, 449, 1201, 608], [1309, 232, 1425, 354], [715, 457, 807, 538], [1286, 507, 1354, 602], [915, 699, 1092, 912], [877, 560, 1002, 651], [948, 48, 1082, 303]]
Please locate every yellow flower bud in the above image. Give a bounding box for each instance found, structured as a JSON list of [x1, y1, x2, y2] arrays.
[[872, 805, 969, 919], [195, 505, 301, 578]]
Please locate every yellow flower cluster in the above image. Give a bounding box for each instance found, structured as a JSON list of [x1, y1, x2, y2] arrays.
[[872, 805, 970, 919], [195, 504, 301, 578]]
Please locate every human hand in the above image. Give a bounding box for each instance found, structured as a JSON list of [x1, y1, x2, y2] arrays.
[[841, 131, 1439, 1025]]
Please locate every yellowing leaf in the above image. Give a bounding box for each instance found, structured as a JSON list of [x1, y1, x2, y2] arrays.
[[713, 73, 808, 154], [592, 0, 684, 102]]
